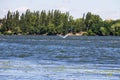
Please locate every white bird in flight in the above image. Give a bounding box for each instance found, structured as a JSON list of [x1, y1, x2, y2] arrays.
[[58, 34, 69, 38]]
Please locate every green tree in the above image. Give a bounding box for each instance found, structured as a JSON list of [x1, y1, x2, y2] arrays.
[[74, 18, 85, 33], [84, 12, 103, 35], [40, 10, 47, 26], [84, 12, 93, 31], [110, 23, 120, 36], [19, 13, 26, 34], [47, 23, 56, 35], [99, 27, 107, 36]]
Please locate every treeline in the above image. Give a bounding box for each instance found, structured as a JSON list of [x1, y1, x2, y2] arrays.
[[0, 9, 120, 36]]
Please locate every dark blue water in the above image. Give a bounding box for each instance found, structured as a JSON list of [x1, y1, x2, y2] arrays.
[[0, 36, 120, 80]]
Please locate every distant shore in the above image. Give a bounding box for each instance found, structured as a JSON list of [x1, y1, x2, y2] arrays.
[[1, 10, 120, 36]]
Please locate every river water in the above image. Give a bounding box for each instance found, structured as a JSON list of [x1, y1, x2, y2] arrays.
[[0, 36, 120, 80]]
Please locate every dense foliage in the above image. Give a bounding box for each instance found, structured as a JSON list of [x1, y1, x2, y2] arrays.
[[0, 9, 120, 36]]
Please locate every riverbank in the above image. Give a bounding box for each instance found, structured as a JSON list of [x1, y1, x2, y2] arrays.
[[66, 32, 87, 36], [0, 31, 88, 36]]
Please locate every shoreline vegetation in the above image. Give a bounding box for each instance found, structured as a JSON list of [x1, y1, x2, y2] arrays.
[[0, 9, 120, 36]]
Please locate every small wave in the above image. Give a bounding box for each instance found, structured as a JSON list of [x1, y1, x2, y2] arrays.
[[0, 60, 120, 80]]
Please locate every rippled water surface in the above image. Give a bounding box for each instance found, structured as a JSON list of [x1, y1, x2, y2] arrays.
[[0, 36, 120, 80]]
